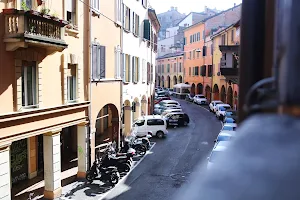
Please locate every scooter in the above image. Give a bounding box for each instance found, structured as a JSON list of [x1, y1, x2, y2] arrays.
[[122, 137, 147, 156], [134, 133, 152, 150], [86, 158, 120, 185]]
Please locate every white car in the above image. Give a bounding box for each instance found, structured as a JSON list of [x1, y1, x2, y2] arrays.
[[161, 108, 183, 116], [214, 130, 236, 148], [132, 115, 168, 138], [209, 100, 223, 113], [158, 104, 181, 115], [207, 141, 230, 169], [221, 123, 237, 131], [193, 95, 207, 105], [215, 104, 231, 120]]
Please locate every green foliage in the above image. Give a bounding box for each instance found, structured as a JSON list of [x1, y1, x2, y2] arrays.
[[41, 8, 50, 15], [21, 0, 29, 11]]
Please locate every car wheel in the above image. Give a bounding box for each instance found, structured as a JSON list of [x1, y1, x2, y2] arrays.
[[156, 131, 164, 139], [183, 121, 188, 126]]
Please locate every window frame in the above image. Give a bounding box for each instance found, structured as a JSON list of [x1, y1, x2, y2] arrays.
[[21, 63, 38, 108], [67, 64, 77, 103]]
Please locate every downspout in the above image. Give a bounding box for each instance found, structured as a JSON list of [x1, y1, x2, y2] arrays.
[[119, 0, 124, 149], [211, 37, 214, 101]]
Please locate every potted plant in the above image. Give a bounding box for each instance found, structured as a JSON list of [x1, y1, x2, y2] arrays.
[[51, 11, 60, 21]]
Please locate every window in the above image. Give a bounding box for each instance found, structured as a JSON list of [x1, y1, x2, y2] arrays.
[[189, 51, 192, 59], [132, 56, 136, 82], [179, 63, 182, 72], [132, 12, 139, 36], [115, 0, 122, 23], [91, 0, 100, 13], [167, 64, 170, 73], [135, 120, 145, 126], [92, 44, 106, 80], [67, 64, 77, 102], [202, 46, 207, 57], [189, 67, 191, 76], [221, 34, 226, 45], [193, 50, 195, 59], [203, 30, 205, 39], [134, 57, 139, 82], [231, 29, 234, 41], [174, 63, 177, 72], [147, 62, 150, 83], [208, 65, 213, 77], [142, 0, 147, 8], [66, 0, 76, 24], [143, 19, 151, 40], [197, 32, 200, 41], [147, 119, 164, 125], [21, 62, 37, 107], [161, 64, 164, 73], [123, 4, 130, 31], [21, 0, 32, 9], [190, 35, 192, 43], [195, 66, 199, 76], [142, 59, 146, 82], [124, 54, 131, 82]]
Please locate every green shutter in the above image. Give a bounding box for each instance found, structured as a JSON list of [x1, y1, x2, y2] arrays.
[[143, 19, 150, 40]]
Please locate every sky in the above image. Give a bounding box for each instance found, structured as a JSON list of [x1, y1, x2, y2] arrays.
[[149, 0, 243, 15]]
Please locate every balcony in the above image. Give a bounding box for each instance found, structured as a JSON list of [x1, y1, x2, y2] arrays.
[[220, 67, 239, 84], [3, 9, 68, 51]]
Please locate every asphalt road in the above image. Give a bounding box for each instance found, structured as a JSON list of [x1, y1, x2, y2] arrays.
[[102, 98, 222, 200]]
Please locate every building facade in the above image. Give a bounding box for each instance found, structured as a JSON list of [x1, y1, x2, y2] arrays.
[[156, 52, 184, 88], [0, 0, 89, 199], [121, 0, 160, 135], [211, 20, 240, 109], [86, 0, 122, 166]]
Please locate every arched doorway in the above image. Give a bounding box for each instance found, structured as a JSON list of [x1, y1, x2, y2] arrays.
[[227, 86, 233, 106], [191, 83, 196, 94], [234, 91, 238, 110], [157, 76, 161, 87], [205, 85, 211, 102], [95, 104, 119, 148], [213, 84, 219, 100], [133, 97, 141, 121], [220, 85, 226, 102], [179, 76, 183, 83], [173, 76, 177, 86], [161, 76, 165, 87], [123, 100, 132, 136], [141, 95, 147, 116], [197, 83, 203, 94], [167, 76, 171, 88]]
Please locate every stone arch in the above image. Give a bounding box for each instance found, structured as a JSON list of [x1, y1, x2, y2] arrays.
[[191, 83, 196, 94], [167, 75, 171, 88], [227, 86, 233, 106], [205, 85, 211, 102], [197, 83, 203, 94], [213, 84, 219, 101], [133, 97, 141, 121], [178, 75, 183, 83], [173, 76, 177, 86], [220, 85, 226, 102], [161, 76, 165, 87], [95, 104, 119, 148]]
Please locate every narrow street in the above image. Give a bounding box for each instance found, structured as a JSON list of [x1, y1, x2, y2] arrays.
[[103, 98, 222, 200]]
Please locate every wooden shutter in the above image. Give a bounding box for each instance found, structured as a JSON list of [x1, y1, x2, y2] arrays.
[[100, 45, 106, 79], [92, 44, 98, 80], [143, 20, 150, 40], [123, 4, 126, 27], [121, 53, 125, 82], [203, 46, 207, 56]]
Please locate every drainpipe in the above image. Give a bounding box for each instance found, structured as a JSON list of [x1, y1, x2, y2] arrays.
[[119, 0, 124, 149]]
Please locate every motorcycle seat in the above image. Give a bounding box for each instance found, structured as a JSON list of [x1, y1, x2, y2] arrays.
[[136, 135, 146, 138]]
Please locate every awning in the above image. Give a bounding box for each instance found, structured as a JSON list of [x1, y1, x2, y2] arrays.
[[173, 83, 191, 89]]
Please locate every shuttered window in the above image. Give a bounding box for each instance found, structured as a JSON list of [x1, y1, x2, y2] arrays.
[[202, 46, 207, 57], [91, 0, 100, 13], [142, 59, 146, 82], [150, 64, 153, 82], [91, 44, 106, 81], [132, 56, 135, 82], [143, 20, 150, 40], [124, 54, 131, 82], [147, 62, 150, 84]]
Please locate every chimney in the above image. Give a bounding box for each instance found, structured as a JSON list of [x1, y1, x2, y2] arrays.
[[175, 7, 178, 11]]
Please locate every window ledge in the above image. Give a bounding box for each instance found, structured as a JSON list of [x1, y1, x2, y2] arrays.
[[124, 28, 130, 33], [92, 10, 100, 17], [92, 78, 122, 83], [133, 33, 139, 38], [19, 105, 39, 111], [65, 27, 79, 38], [115, 21, 122, 27], [123, 81, 130, 85]]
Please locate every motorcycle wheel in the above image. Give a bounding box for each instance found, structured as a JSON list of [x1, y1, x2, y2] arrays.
[[109, 172, 119, 185], [123, 163, 131, 172], [136, 144, 147, 156], [86, 170, 95, 183]]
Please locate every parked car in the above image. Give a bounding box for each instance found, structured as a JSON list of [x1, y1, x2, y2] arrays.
[[209, 100, 224, 113], [223, 110, 238, 123], [154, 100, 180, 110], [214, 130, 236, 148], [207, 141, 230, 169], [223, 117, 237, 125], [132, 115, 168, 138], [221, 123, 237, 131], [193, 95, 208, 105], [157, 104, 182, 115], [215, 104, 231, 120], [185, 94, 195, 102], [164, 112, 190, 127], [161, 108, 183, 116], [154, 96, 171, 104]]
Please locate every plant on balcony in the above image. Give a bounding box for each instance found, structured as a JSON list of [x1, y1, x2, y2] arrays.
[[66, 20, 79, 31], [40, 8, 50, 15], [21, 0, 30, 11]]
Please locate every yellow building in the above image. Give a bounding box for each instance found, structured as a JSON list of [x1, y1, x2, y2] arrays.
[[211, 20, 240, 107]]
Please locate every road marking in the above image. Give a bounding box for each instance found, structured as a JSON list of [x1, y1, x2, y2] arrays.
[[98, 142, 157, 200]]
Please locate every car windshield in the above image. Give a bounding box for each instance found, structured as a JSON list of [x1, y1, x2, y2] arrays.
[[209, 151, 223, 163], [215, 102, 222, 105], [222, 126, 236, 131], [226, 111, 236, 116], [134, 119, 145, 126], [217, 135, 231, 142], [219, 106, 226, 111]]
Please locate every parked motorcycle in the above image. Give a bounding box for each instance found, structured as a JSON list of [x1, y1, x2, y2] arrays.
[[135, 133, 152, 149], [122, 136, 147, 156], [86, 158, 120, 185]]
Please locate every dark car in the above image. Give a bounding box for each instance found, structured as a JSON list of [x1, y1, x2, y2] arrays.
[[165, 112, 190, 127], [185, 94, 194, 102]]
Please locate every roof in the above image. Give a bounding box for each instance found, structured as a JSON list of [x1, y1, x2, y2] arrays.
[[148, 8, 161, 32], [175, 12, 207, 26], [156, 51, 184, 60], [184, 3, 242, 32]]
